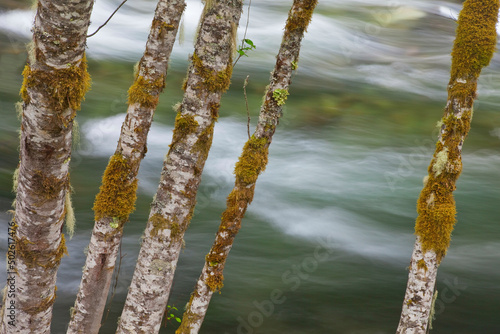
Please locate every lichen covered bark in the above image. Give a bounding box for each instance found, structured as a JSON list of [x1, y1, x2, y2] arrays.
[[0, 0, 94, 333], [397, 1, 498, 332], [176, 1, 318, 333], [116, 1, 244, 333], [67, 1, 186, 333]]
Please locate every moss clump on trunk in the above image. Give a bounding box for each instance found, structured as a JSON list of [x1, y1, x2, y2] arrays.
[[93, 153, 138, 224]]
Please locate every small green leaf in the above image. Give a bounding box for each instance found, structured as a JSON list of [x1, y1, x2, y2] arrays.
[[176, 318, 182, 323], [244, 39, 255, 48]]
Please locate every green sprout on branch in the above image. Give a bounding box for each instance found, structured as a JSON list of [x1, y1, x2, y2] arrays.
[[234, 39, 256, 66]]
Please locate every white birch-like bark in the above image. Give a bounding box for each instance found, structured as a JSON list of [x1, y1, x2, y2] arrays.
[[396, 238, 438, 334], [67, 1, 185, 333], [116, 1, 244, 333], [0, 0, 94, 333], [176, 1, 318, 332], [397, 0, 498, 332]]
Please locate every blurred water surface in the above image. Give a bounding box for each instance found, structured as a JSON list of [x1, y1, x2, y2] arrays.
[[0, 0, 499, 333]]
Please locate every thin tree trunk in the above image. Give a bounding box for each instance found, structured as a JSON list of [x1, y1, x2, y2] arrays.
[[175, 1, 318, 332], [396, 1, 498, 332], [67, 1, 185, 333], [0, 0, 94, 333], [116, 1, 243, 333]]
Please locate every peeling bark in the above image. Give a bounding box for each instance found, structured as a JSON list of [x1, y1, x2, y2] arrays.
[[115, 1, 244, 333], [397, 1, 498, 332], [176, 1, 318, 333], [0, 0, 94, 333], [66, 1, 185, 333]]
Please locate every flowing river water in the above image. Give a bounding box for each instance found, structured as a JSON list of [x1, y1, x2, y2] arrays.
[[1, 0, 499, 333]]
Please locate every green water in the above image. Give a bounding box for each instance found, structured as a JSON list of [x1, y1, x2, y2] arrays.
[[1, 1, 500, 333]]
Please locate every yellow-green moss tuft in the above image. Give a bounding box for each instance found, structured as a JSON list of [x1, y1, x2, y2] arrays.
[[415, 182, 457, 261], [32, 170, 66, 202], [16, 234, 68, 269], [234, 135, 269, 185], [450, 0, 498, 81], [432, 147, 448, 177], [12, 167, 19, 193], [417, 259, 428, 271], [20, 55, 91, 116], [15, 101, 23, 120], [285, 0, 318, 33], [65, 190, 76, 239], [93, 153, 138, 222], [171, 112, 199, 146], [205, 272, 224, 292], [192, 53, 233, 93], [149, 213, 181, 239], [127, 75, 165, 108]]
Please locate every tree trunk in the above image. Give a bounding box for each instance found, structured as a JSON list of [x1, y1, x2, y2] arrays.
[[66, 1, 185, 333], [116, 1, 243, 333], [396, 1, 498, 332], [175, 1, 318, 332], [0, 0, 93, 333]]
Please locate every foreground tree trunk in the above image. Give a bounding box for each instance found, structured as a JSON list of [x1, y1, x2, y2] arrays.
[[116, 1, 243, 333], [176, 1, 318, 332], [396, 1, 498, 332], [0, 0, 93, 333], [67, 1, 185, 333]]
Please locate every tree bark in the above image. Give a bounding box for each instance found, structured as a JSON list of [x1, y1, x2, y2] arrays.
[[396, 1, 498, 332], [175, 1, 318, 333], [116, 1, 243, 333], [66, 1, 185, 333], [0, 0, 94, 333]]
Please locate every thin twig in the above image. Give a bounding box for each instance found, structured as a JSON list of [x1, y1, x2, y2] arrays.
[[87, 0, 129, 38], [233, 0, 252, 67], [243, 75, 251, 139]]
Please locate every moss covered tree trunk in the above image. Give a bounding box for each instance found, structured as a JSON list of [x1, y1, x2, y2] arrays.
[[175, 1, 317, 333], [396, 1, 498, 333], [66, 1, 185, 333], [115, 1, 243, 333], [0, 0, 93, 333]]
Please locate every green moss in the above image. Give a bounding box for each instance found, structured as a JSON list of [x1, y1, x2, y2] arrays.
[[234, 135, 269, 185], [285, 0, 318, 33], [93, 153, 138, 223], [127, 75, 165, 108], [191, 53, 233, 93], [272, 88, 289, 106], [20, 55, 91, 120]]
